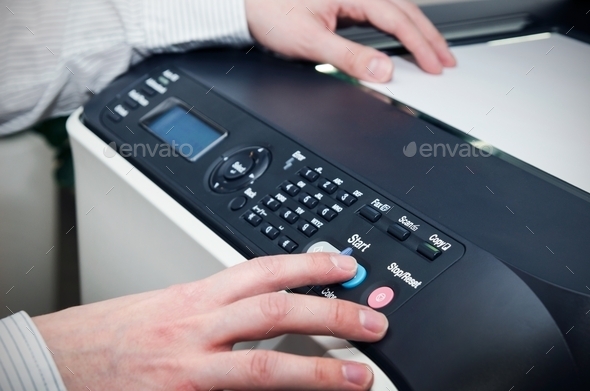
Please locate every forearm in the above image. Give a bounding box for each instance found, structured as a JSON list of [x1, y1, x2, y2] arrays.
[[0, 0, 252, 136]]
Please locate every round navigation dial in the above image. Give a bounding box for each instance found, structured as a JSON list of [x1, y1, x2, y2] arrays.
[[219, 150, 255, 180], [209, 147, 271, 193]]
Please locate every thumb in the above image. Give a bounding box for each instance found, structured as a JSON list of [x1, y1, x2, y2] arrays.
[[313, 32, 393, 82]]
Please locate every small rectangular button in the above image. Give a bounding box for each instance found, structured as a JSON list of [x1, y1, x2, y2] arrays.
[[279, 207, 299, 224], [141, 85, 156, 96], [243, 211, 262, 227], [163, 69, 180, 82], [359, 205, 381, 223], [387, 223, 410, 241], [317, 205, 337, 221], [157, 76, 170, 86], [300, 167, 319, 182], [128, 89, 149, 106], [106, 111, 121, 122], [281, 181, 300, 196], [318, 178, 337, 194], [336, 190, 357, 206], [417, 242, 442, 261], [124, 98, 139, 109], [146, 78, 167, 94], [262, 195, 281, 211], [300, 193, 319, 208], [278, 236, 298, 253], [298, 220, 318, 237], [113, 104, 129, 117], [261, 223, 280, 240]]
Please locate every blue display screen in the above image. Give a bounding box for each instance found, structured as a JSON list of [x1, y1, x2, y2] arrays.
[[145, 105, 224, 160]]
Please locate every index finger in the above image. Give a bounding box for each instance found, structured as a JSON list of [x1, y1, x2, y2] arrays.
[[202, 252, 358, 305], [360, 0, 443, 73], [390, 0, 456, 66]]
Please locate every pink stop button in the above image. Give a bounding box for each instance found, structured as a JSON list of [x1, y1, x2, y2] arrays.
[[368, 286, 394, 309]]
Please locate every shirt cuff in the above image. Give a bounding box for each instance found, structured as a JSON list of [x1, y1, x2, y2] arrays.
[[0, 312, 67, 391], [125, 0, 254, 54]]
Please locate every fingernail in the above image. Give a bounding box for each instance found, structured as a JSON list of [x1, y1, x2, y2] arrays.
[[343, 363, 371, 386], [330, 254, 357, 272], [368, 57, 393, 81], [359, 309, 389, 334]]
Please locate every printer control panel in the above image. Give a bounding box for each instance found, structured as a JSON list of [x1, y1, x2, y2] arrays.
[[223, 152, 465, 315], [93, 65, 465, 316], [80, 51, 590, 390]]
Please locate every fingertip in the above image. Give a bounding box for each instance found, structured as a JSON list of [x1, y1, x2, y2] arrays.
[[423, 61, 443, 74], [343, 362, 374, 388], [441, 50, 457, 67], [366, 56, 393, 82], [330, 254, 358, 273]]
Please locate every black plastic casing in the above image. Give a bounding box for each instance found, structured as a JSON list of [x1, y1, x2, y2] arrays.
[[82, 50, 589, 390]]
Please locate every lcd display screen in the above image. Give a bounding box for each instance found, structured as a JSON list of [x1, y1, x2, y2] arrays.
[[142, 102, 225, 161]]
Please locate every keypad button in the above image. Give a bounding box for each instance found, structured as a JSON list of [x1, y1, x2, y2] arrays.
[[318, 178, 338, 194], [123, 98, 139, 110], [261, 223, 280, 240], [359, 205, 381, 223], [107, 111, 121, 122], [128, 89, 149, 106], [336, 190, 357, 206], [124, 98, 139, 109], [299, 167, 319, 182], [229, 196, 247, 211], [281, 181, 300, 196], [243, 211, 262, 227], [417, 242, 441, 261], [298, 220, 318, 237], [278, 236, 298, 253], [279, 207, 299, 224], [262, 195, 281, 211], [300, 193, 319, 208], [317, 204, 338, 221], [158, 76, 170, 86], [141, 85, 156, 96], [387, 223, 410, 241]]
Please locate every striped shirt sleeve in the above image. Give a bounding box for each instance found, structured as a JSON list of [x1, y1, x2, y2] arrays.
[[0, 312, 67, 391], [0, 0, 253, 136]]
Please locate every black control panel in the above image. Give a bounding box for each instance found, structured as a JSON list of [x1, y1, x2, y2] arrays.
[[97, 65, 465, 316], [83, 51, 588, 390]]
